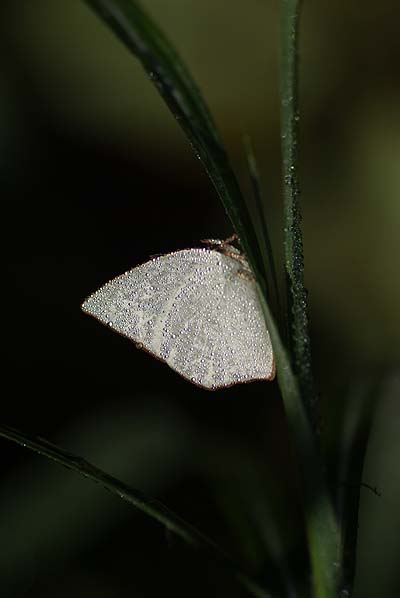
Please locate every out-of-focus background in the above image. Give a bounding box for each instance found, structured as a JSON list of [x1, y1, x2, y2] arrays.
[[1, 1, 400, 596]]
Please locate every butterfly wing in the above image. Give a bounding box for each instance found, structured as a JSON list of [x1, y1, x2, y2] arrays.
[[82, 248, 274, 389]]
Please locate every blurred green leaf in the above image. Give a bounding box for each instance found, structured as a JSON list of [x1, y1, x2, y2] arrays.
[[335, 376, 382, 595], [0, 402, 192, 590], [0, 423, 272, 598]]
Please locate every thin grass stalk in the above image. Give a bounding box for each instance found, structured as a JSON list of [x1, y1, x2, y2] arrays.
[[243, 134, 282, 325], [256, 288, 340, 598], [279, 0, 315, 420], [279, 2, 341, 596], [336, 377, 381, 596]]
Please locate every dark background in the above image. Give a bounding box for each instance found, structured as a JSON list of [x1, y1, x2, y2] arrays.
[[1, 1, 400, 596]]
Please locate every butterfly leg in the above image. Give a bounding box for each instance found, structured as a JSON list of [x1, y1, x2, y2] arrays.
[[236, 268, 255, 281], [201, 233, 239, 247], [221, 233, 239, 245]]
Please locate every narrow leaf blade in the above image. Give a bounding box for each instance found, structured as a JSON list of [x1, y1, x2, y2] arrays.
[[0, 424, 272, 598], [83, 0, 265, 281], [243, 135, 282, 323]]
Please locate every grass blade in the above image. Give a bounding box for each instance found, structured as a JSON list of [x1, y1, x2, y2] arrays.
[[256, 289, 340, 598], [279, 2, 341, 596], [279, 0, 315, 417], [243, 134, 282, 324], [335, 376, 382, 595], [82, 0, 266, 282], [0, 423, 273, 598]]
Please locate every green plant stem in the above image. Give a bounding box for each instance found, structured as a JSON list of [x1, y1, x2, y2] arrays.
[[257, 287, 340, 598], [279, 2, 341, 596], [280, 0, 315, 421], [0, 424, 272, 598]]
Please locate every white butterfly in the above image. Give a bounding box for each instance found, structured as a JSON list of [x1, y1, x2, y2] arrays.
[[81, 237, 275, 390]]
